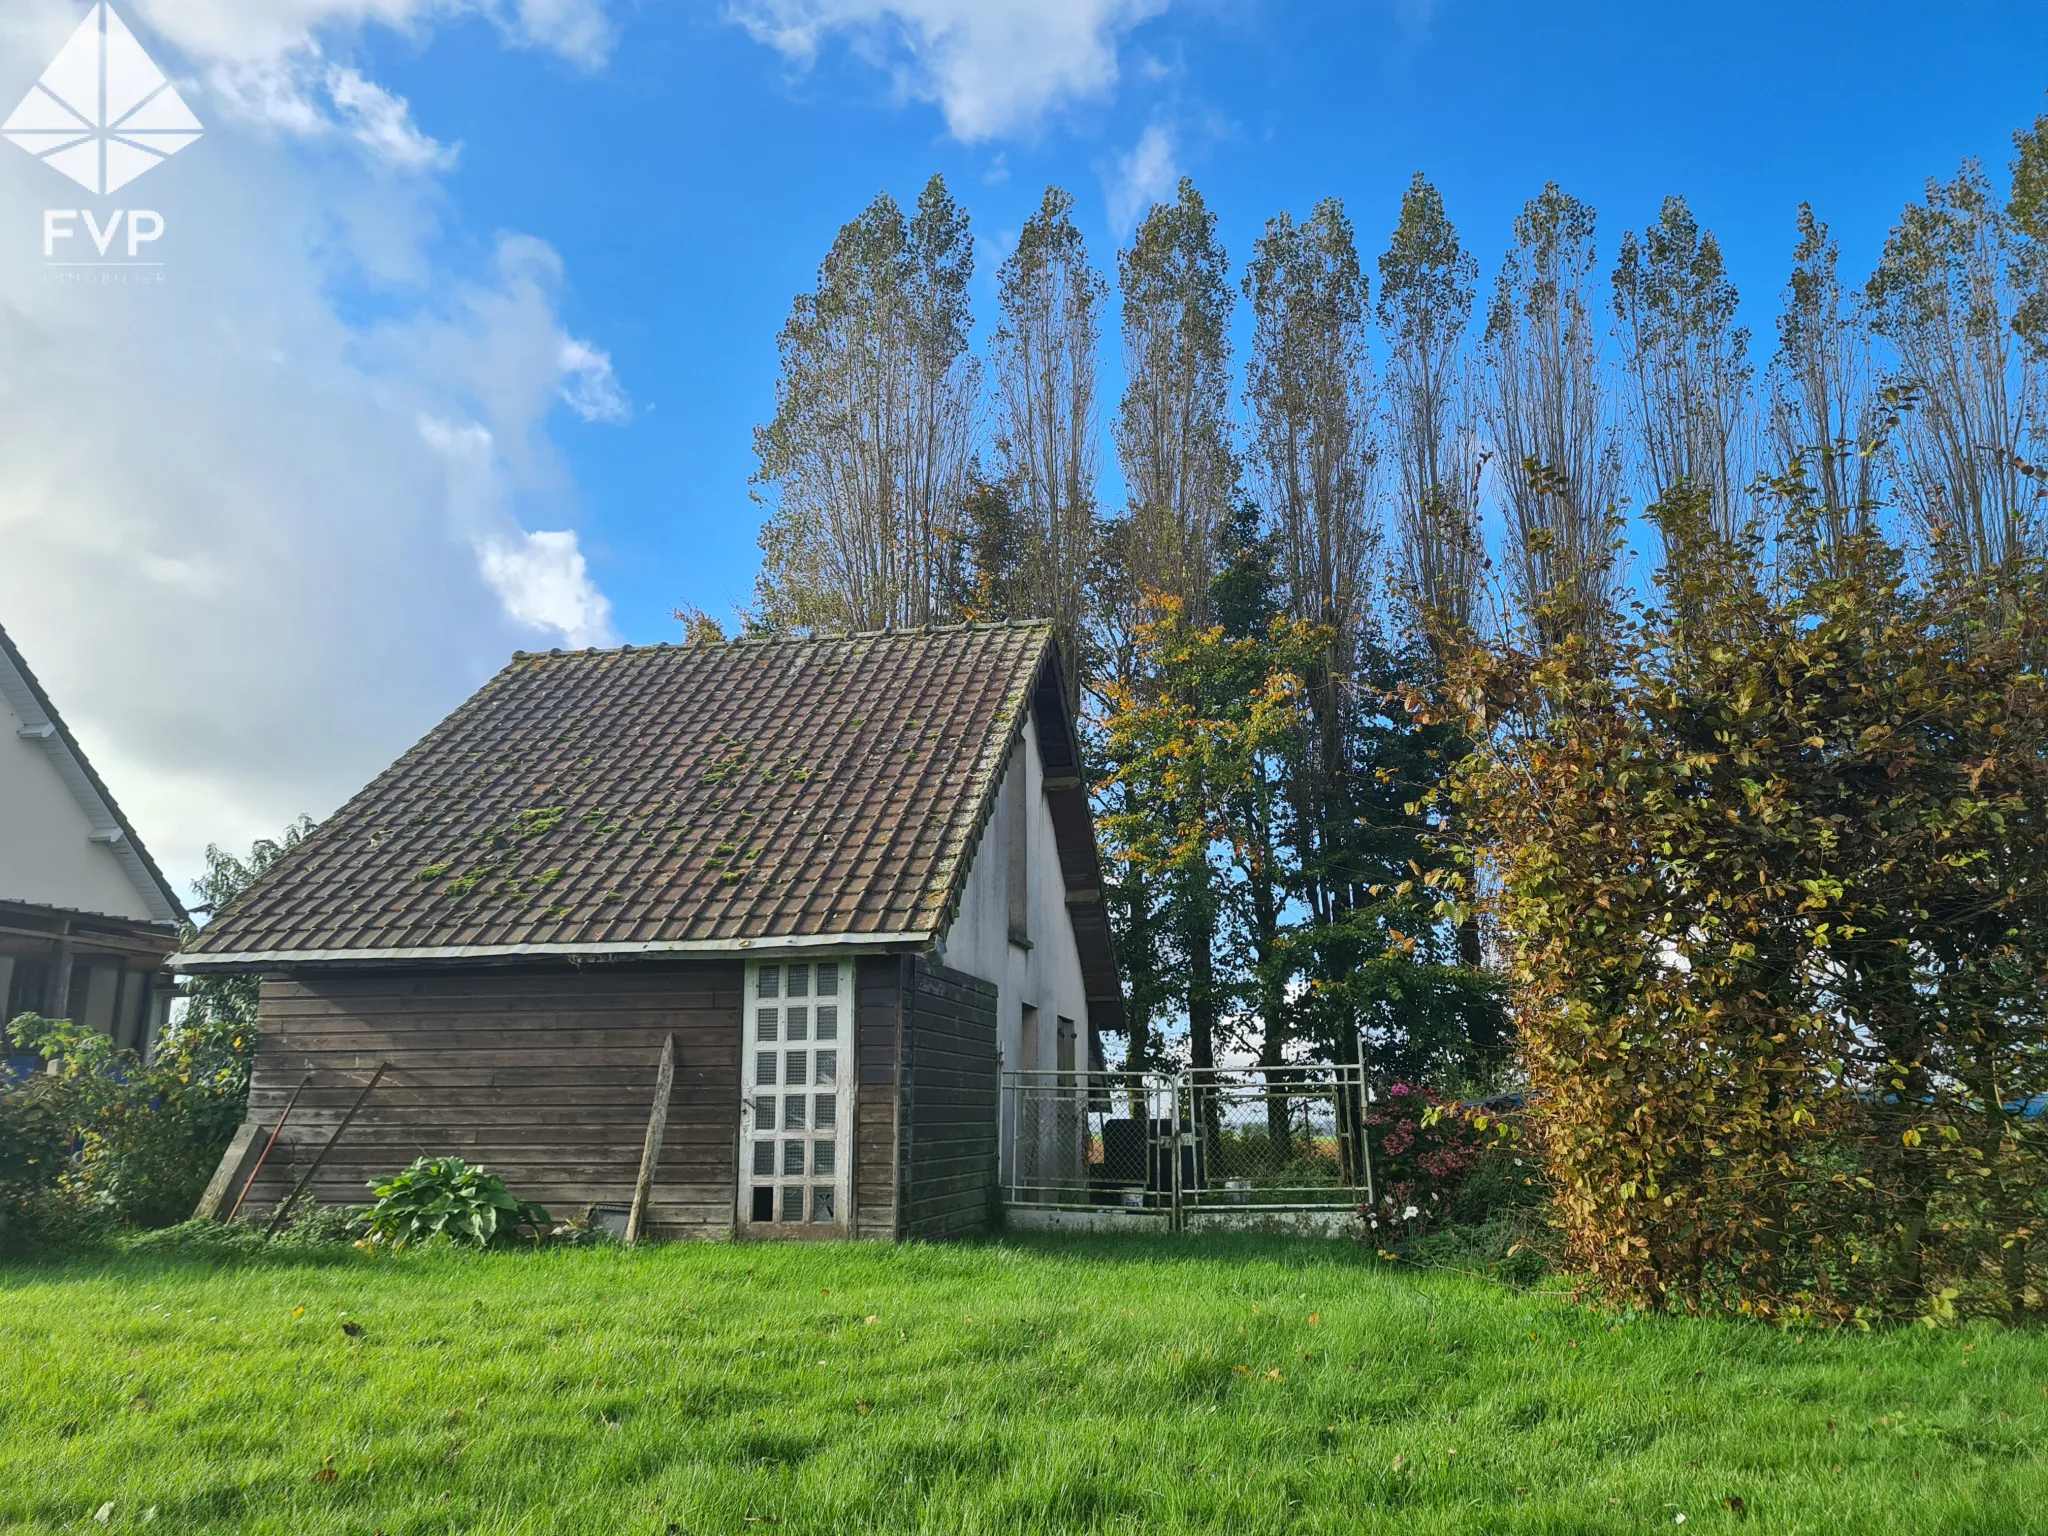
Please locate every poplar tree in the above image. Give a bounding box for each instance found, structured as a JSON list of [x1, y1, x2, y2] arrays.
[[2010, 111, 2048, 354], [1767, 205, 1883, 566], [1868, 160, 2047, 578], [1103, 177, 1238, 1083], [1377, 176, 1493, 990], [1378, 173, 1484, 663], [990, 186, 1107, 684], [1612, 196, 1752, 544], [1242, 197, 1376, 1086], [753, 175, 980, 631], [1245, 198, 1377, 668], [1484, 183, 1620, 647], [1113, 178, 1239, 625]]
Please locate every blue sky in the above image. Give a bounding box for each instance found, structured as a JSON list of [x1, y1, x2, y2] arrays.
[[368, 0, 2048, 637], [0, 0, 2043, 885]]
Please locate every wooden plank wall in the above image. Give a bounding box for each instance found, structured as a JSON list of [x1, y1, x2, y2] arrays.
[[899, 957, 999, 1240], [235, 961, 743, 1237], [853, 956, 903, 1240]]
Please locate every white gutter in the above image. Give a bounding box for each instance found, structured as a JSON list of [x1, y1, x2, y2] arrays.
[[170, 929, 937, 972]]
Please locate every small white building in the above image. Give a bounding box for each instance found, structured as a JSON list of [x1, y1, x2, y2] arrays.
[[0, 620, 184, 1056]]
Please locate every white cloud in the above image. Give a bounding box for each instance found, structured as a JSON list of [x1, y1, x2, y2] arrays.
[[729, 0, 1171, 142], [557, 338, 630, 424], [0, 0, 624, 891], [420, 415, 614, 646], [327, 66, 461, 170], [478, 531, 613, 643], [1105, 120, 1177, 232], [506, 0, 615, 66], [128, 0, 616, 70]]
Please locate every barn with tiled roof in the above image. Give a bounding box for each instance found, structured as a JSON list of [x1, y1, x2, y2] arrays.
[[179, 622, 1120, 1241]]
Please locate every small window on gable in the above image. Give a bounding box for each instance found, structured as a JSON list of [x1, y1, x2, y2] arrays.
[[1006, 736, 1029, 946]]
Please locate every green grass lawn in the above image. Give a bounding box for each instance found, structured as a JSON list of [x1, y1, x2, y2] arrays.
[[3, 1233, 2045, 1535]]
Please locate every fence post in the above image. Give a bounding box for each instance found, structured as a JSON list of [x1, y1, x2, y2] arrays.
[[1169, 1072, 1185, 1232], [1355, 1030, 1376, 1213]]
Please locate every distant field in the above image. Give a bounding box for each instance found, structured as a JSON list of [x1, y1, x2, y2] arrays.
[[3, 1233, 2045, 1534]]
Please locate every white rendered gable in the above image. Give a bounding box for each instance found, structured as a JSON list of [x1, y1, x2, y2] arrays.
[[0, 644, 175, 923], [939, 711, 1091, 1076]]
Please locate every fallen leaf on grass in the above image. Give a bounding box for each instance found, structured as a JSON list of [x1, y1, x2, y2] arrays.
[[93, 1503, 114, 1525], [340, 1322, 364, 1339], [1391, 1454, 1407, 1472], [1723, 1496, 1747, 1515], [854, 1402, 870, 1415], [1308, 1313, 1321, 1325], [312, 1469, 337, 1486], [1231, 1365, 1250, 1378], [131, 1395, 153, 1413], [1266, 1369, 1283, 1383]]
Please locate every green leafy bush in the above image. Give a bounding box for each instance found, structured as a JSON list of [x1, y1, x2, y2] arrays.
[[362, 1157, 549, 1250], [0, 1053, 77, 1243], [1, 1013, 247, 1247]]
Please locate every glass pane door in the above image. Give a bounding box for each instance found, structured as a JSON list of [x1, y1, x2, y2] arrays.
[[741, 959, 848, 1232]]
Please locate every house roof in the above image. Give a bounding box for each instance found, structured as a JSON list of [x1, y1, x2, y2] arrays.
[[174, 622, 1123, 1024], [0, 619, 185, 929]]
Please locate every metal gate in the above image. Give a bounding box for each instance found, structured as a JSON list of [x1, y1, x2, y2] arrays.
[[1000, 1063, 1375, 1236]]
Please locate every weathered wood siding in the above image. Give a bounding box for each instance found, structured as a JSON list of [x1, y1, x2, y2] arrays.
[[854, 956, 903, 1240], [235, 962, 743, 1237], [900, 957, 999, 1239]]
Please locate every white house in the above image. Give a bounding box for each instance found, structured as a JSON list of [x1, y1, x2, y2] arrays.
[[0, 620, 184, 1054]]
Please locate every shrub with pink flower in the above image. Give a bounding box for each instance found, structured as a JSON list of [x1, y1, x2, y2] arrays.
[[1362, 1081, 1498, 1232]]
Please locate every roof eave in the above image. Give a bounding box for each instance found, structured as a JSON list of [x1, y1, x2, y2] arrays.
[[170, 929, 939, 975]]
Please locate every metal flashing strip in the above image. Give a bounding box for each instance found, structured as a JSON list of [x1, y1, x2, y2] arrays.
[[170, 929, 937, 972]]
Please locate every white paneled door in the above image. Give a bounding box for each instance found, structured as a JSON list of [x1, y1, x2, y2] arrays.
[[739, 959, 850, 1234]]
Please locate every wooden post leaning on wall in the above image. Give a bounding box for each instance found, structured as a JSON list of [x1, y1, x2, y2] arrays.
[[624, 1033, 677, 1247], [194, 1070, 309, 1222], [265, 1062, 388, 1238]]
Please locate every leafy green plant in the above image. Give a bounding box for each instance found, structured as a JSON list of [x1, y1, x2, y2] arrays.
[[1, 1013, 244, 1246], [362, 1157, 549, 1251]]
